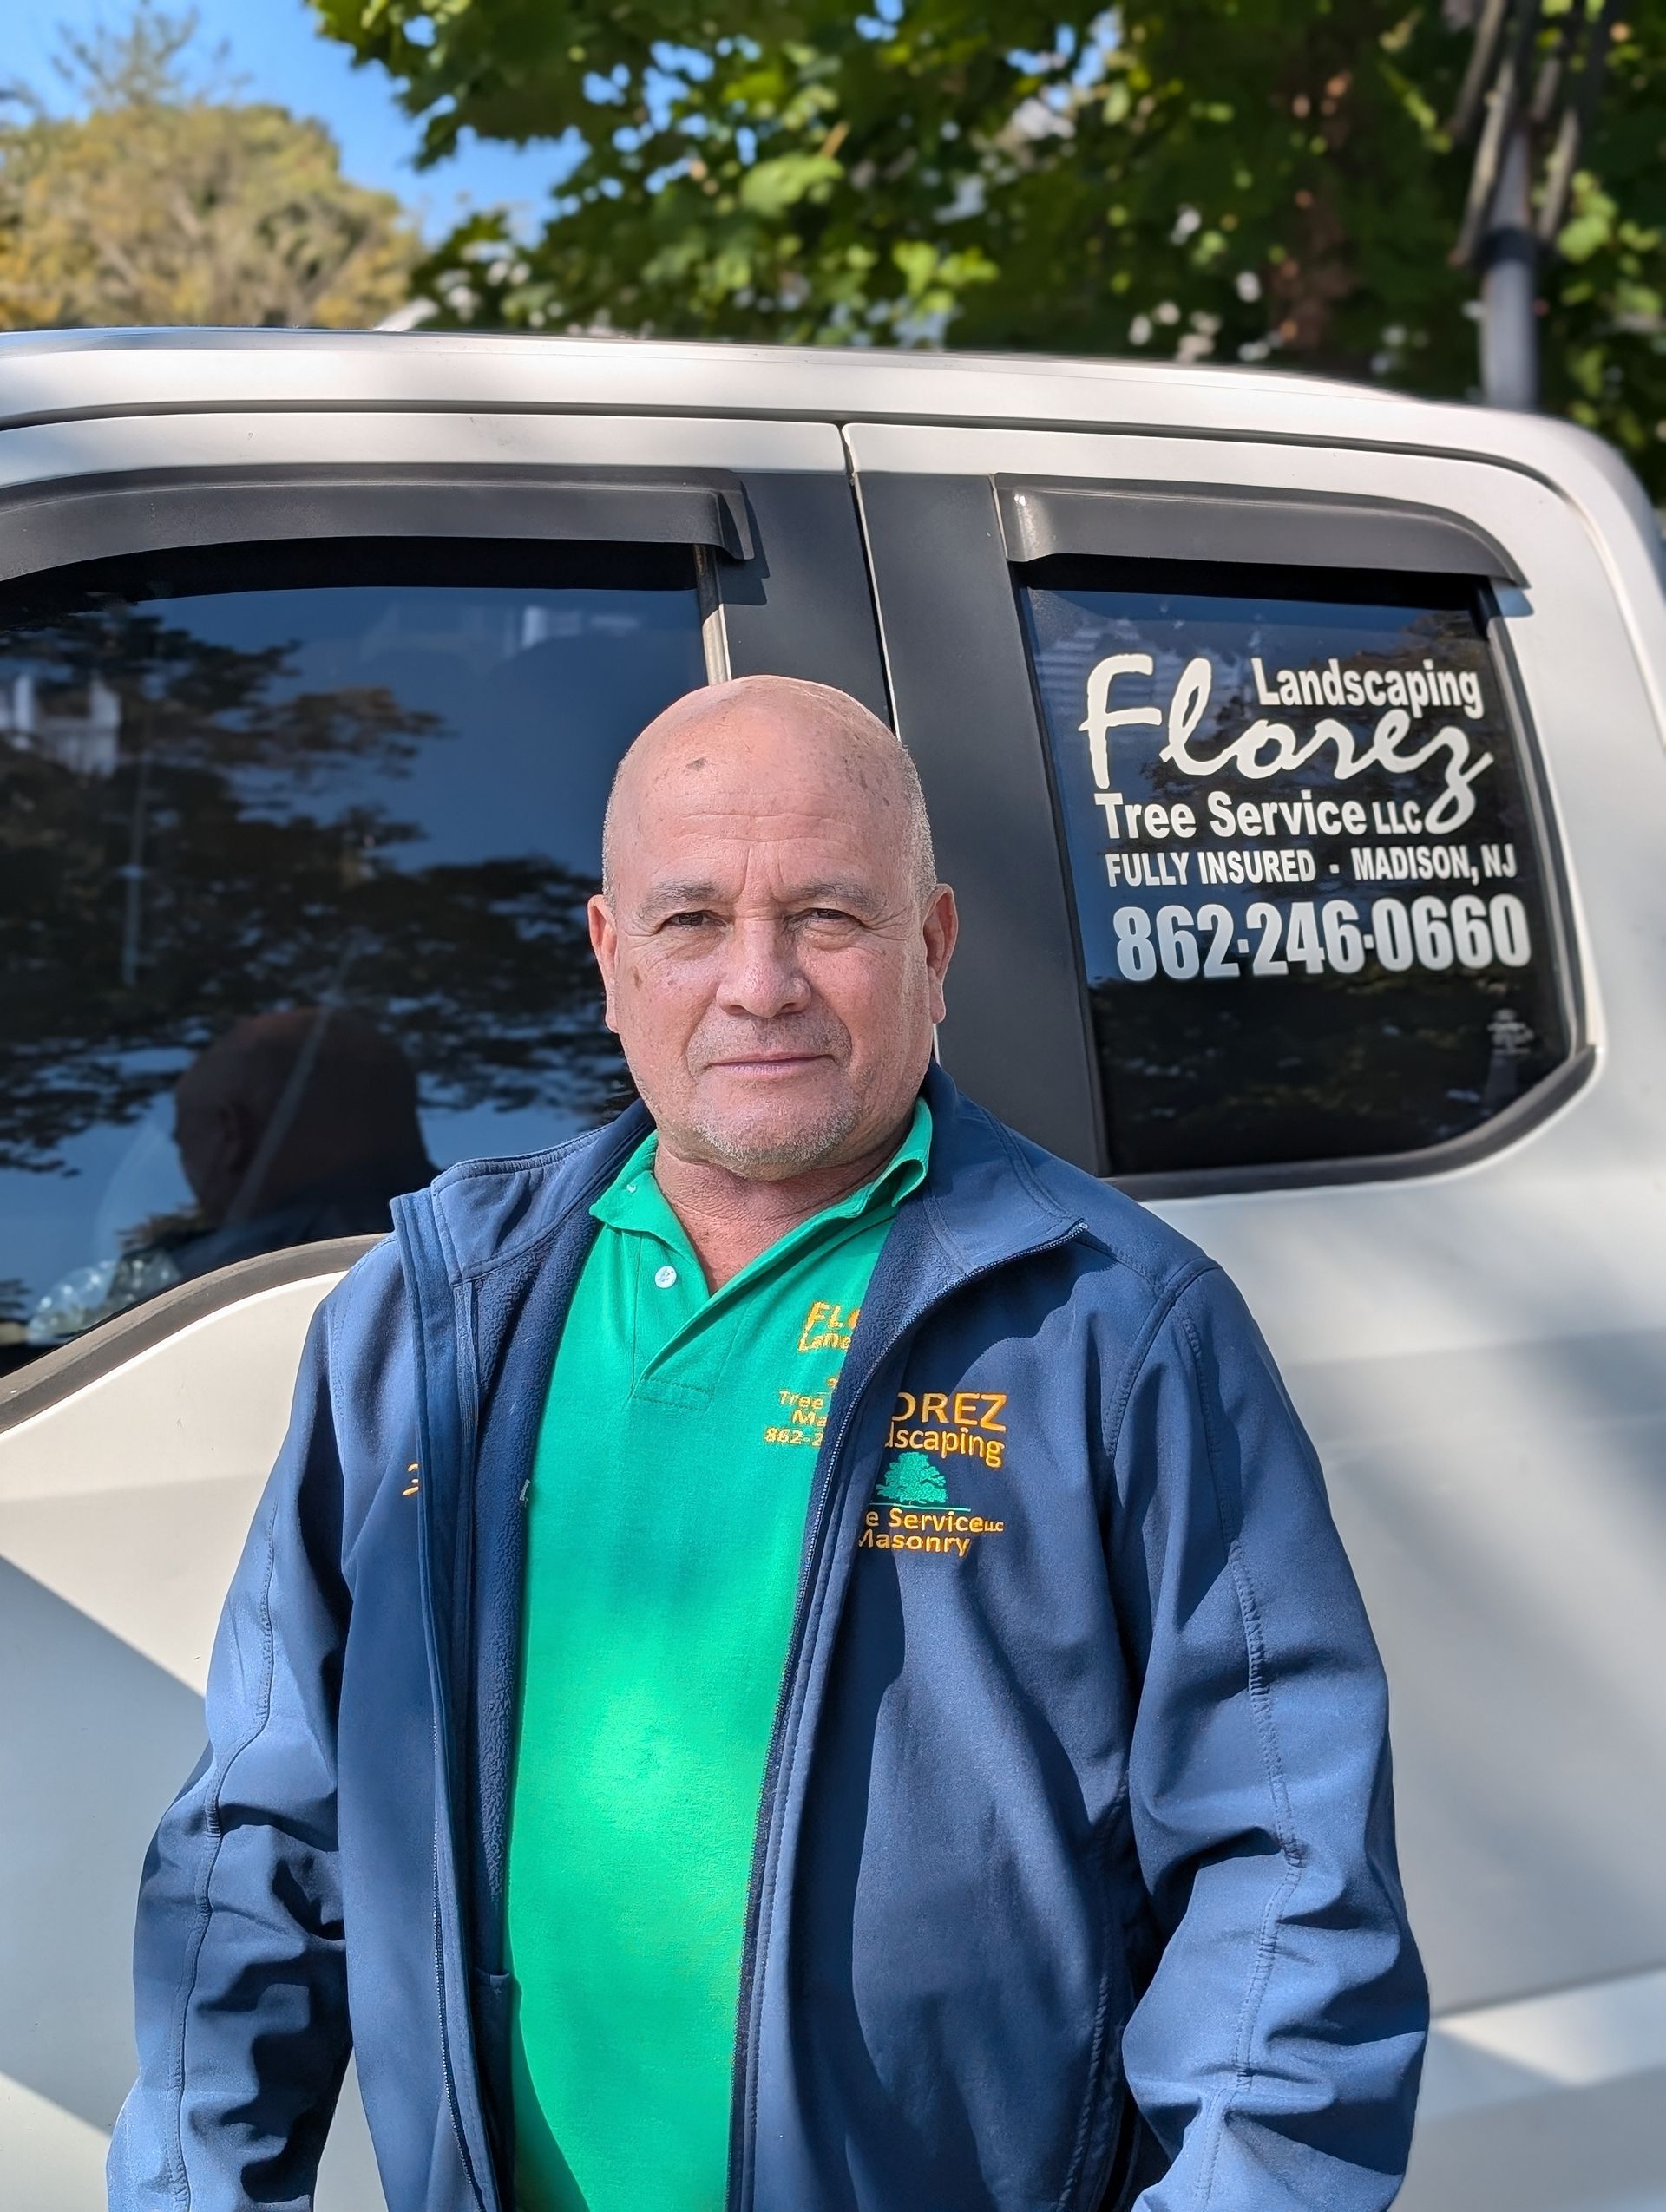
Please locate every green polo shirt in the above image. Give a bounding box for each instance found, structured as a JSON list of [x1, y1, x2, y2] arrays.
[[506, 1101, 932, 2212]]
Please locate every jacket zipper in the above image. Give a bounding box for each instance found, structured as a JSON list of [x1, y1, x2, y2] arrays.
[[397, 1194, 496, 2212], [723, 1336, 889, 2209], [433, 1883, 488, 2212], [397, 1122, 648, 2212], [724, 1221, 1084, 2212]]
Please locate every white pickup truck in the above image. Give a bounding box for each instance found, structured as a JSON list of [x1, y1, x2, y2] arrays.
[[1, 328, 1663, 2211]]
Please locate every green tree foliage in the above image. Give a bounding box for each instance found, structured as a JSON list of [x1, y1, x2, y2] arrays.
[[0, 7, 419, 330], [312, 0, 1666, 492]]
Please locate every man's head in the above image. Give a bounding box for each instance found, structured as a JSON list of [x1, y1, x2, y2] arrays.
[[591, 674, 956, 1181]]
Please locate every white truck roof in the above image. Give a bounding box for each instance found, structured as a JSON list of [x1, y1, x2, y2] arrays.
[[0, 324, 1651, 532], [3, 325, 1657, 743]]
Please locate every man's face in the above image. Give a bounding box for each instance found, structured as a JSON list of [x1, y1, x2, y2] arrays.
[[589, 706, 956, 1178]]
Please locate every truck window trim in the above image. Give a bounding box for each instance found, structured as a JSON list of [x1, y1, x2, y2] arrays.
[[994, 474, 1527, 584], [0, 461, 757, 584], [0, 460, 892, 723], [1112, 1046, 1597, 1200], [857, 468, 1590, 1194], [0, 464, 893, 1377], [855, 468, 1103, 1171]]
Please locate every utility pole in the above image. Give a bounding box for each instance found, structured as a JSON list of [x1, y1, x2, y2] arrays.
[[1479, 119, 1538, 409], [1446, 0, 1617, 409]]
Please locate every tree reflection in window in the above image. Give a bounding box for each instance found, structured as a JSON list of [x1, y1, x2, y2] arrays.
[[0, 542, 706, 1352]]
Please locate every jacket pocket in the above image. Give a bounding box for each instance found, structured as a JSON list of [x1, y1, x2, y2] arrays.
[[1091, 2093, 1168, 2212], [1072, 1816, 1160, 2212]]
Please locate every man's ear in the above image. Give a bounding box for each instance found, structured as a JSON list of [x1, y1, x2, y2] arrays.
[[588, 893, 620, 1034], [923, 884, 958, 1025]]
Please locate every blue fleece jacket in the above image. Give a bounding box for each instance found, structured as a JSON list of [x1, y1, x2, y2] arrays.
[[109, 1066, 1427, 2212]]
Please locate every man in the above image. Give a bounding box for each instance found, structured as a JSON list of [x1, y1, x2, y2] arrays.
[[111, 676, 1427, 2212]]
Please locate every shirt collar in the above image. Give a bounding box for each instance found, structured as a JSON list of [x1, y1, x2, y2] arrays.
[[591, 1096, 933, 1241]]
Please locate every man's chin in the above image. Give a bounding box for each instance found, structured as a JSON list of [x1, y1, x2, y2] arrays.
[[685, 1097, 863, 1180]]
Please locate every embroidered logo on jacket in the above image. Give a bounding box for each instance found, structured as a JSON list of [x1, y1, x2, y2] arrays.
[[874, 1450, 946, 1506], [885, 1388, 1007, 1469], [857, 1393, 1010, 1561]]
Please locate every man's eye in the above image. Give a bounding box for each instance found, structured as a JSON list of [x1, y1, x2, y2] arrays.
[[663, 910, 717, 930], [799, 907, 859, 926]]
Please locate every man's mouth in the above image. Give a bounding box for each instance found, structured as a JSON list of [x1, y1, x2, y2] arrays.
[[705, 1052, 830, 1076], [707, 1052, 827, 1070]]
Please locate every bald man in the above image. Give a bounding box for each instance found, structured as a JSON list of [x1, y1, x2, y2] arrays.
[[112, 678, 1426, 2212]]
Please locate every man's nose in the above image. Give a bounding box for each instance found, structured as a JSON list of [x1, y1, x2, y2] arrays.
[[716, 916, 812, 1019]]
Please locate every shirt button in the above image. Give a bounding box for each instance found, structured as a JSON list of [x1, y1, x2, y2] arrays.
[[653, 1264, 678, 1289]]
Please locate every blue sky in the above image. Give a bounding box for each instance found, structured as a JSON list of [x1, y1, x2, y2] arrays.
[[9, 0, 571, 239]]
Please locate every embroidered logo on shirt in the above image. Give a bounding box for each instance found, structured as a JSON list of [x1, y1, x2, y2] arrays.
[[857, 1498, 1007, 1560], [797, 1299, 858, 1352]]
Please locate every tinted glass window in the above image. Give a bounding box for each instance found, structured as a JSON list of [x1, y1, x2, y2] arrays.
[[1020, 559, 1570, 1176], [0, 538, 706, 1361]]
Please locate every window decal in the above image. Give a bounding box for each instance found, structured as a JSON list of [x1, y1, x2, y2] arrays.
[[1021, 560, 1570, 1177]]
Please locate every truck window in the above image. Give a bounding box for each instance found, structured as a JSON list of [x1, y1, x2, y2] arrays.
[[0, 536, 706, 1361], [1018, 557, 1571, 1178]]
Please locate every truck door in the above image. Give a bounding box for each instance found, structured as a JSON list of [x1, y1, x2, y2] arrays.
[[0, 405, 883, 2206], [851, 420, 1666, 2212]]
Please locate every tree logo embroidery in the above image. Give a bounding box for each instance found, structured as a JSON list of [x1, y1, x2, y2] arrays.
[[860, 1449, 1006, 1560], [873, 1450, 947, 1508]]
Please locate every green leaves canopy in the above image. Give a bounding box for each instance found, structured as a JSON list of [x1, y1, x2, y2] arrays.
[[313, 1, 1666, 494]]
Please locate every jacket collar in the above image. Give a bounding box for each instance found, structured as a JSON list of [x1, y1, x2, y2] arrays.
[[915, 1061, 1082, 1279]]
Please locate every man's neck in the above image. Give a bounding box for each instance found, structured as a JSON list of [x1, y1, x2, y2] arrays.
[[652, 1119, 910, 1291]]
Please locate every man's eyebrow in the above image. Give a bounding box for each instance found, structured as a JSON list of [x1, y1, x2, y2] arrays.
[[639, 878, 725, 917], [786, 877, 884, 912]]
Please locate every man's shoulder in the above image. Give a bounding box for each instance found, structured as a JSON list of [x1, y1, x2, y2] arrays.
[[1013, 1121, 1219, 1310], [941, 1097, 1283, 1422], [932, 1078, 1217, 1315]]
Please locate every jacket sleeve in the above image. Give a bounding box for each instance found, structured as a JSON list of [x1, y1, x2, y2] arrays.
[[108, 1297, 354, 2211], [1106, 1263, 1427, 2211]]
